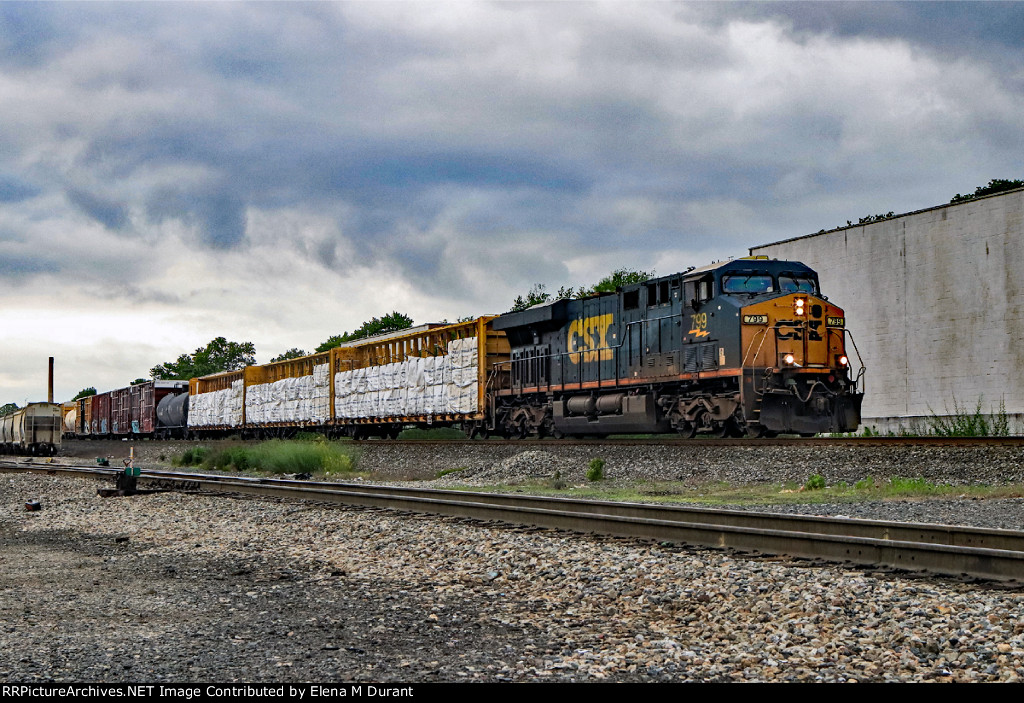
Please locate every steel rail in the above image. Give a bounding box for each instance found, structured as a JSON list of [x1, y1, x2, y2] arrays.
[[6, 461, 1024, 582], [58, 436, 1024, 449]]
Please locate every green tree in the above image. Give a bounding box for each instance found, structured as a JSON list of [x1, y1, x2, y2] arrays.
[[72, 387, 97, 401], [0, 402, 19, 417], [590, 268, 654, 293], [270, 348, 308, 363], [315, 312, 415, 352], [509, 268, 654, 312], [950, 178, 1024, 204], [130, 378, 147, 385], [151, 337, 256, 380], [508, 283, 552, 312]]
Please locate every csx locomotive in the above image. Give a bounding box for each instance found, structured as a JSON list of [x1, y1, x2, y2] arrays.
[[65, 257, 863, 440], [491, 257, 863, 438]]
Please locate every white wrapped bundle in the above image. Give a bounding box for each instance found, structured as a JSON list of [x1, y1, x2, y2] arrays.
[[353, 367, 368, 393], [335, 369, 353, 398], [458, 383, 479, 413], [406, 357, 425, 389], [366, 366, 381, 392]]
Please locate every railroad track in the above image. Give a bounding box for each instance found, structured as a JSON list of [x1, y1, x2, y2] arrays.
[[4, 460, 1024, 583], [62, 435, 1024, 448]]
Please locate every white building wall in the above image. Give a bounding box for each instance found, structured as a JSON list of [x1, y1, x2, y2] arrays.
[[751, 189, 1024, 432]]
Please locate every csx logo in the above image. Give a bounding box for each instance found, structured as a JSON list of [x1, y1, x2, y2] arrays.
[[567, 314, 614, 364]]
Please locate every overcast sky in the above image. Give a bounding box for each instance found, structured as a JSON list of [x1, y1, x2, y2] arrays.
[[2, 1, 1022, 403]]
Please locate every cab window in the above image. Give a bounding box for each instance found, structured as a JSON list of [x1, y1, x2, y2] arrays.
[[722, 274, 773, 294], [778, 275, 819, 294]]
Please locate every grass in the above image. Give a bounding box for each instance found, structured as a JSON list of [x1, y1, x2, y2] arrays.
[[587, 458, 605, 482], [396, 427, 467, 440], [436, 466, 468, 479], [857, 395, 1012, 437], [444, 475, 1024, 506], [928, 396, 1010, 437], [175, 439, 359, 476]]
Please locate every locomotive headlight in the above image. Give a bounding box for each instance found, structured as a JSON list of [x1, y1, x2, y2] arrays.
[[839, 355, 849, 366], [794, 298, 806, 316], [783, 353, 796, 365]]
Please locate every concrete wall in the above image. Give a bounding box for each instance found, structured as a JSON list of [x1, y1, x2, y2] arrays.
[[751, 189, 1024, 433]]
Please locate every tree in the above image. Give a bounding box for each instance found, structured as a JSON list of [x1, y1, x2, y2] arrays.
[[508, 283, 552, 312], [950, 179, 1024, 204], [0, 402, 19, 417], [72, 387, 97, 401], [270, 348, 308, 363], [151, 337, 256, 380], [315, 312, 415, 352], [508, 268, 654, 312], [590, 268, 654, 293], [130, 378, 147, 385]]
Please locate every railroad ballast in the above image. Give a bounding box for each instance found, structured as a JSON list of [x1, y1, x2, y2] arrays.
[[64, 257, 864, 440]]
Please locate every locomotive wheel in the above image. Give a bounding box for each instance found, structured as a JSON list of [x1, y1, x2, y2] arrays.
[[678, 421, 698, 439]]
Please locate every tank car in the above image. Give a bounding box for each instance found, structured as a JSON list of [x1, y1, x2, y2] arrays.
[[489, 257, 863, 437], [0, 403, 62, 455]]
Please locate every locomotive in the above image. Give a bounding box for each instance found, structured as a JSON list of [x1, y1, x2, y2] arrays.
[[65, 257, 863, 440], [491, 257, 863, 438]]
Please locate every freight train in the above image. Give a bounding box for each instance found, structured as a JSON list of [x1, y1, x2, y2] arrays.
[[63, 257, 864, 441]]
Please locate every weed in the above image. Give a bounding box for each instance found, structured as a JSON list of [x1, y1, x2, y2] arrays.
[[397, 427, 466, 440], [436, 466, 468, 479], [803, 474, 826, 491], [548, 470, 567, 490], [884, 476, 936, 495], [854, 476, 875, 491], [928, 395, 1010, 437], [195, 440, 356, 475], [587, 458, 606, 482], [175, 446, 210, 466]]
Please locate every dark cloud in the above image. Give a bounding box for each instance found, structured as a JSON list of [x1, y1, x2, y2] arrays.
[[0, 1, 1021, 303], [65, 187, 128, 231], [0, 2, 62, 68], [0, 174, 38, 203], [703, 1, 1024, 65]]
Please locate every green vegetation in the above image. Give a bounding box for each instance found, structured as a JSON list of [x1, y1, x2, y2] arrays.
[[587, 457, 606, 482], [845, 211, 895, 227], [315, 312, 414, 352], [0, 402, 19, 417], [447, 474, 1024, 506], [151, 337, 256, 380], [270, 348, 308, 362], [436, 466, 469, 479], [72, 387, 97, 401], [509, 268, 654, 312], [854, 396, 1010, 437], [175, 440, 357, 476], [397, 427, 467, 440], [950, 178, 1024, 204], [803, 473, 825, 491], [927, 397, 1010, 437], [175, 446, 211, 466]]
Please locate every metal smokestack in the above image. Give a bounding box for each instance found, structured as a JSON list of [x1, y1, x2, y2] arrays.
[[48, 357, 54, 403]]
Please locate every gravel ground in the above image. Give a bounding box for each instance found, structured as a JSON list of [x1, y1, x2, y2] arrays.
[[4, 462, 1024, 683]]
